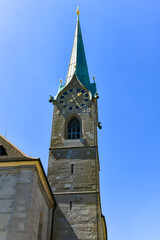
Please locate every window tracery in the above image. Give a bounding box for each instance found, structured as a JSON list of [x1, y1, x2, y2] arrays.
[[68, 118, 80, 139]]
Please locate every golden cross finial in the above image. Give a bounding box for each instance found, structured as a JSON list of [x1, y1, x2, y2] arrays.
[[76, 6, 80, 15], [60, 79, 62, 84]]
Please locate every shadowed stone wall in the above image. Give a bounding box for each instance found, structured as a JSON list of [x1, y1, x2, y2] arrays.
[[53, 193, 98, 240]]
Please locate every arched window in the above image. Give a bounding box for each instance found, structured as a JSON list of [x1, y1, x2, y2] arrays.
[[37, 213, 43, 240], [68, 118, 80, 139]]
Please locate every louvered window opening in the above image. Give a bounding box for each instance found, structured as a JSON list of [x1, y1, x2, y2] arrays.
[[68, 118, 80, 139]]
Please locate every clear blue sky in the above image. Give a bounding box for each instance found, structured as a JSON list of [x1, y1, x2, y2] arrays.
[[0, 0, 160, 239]]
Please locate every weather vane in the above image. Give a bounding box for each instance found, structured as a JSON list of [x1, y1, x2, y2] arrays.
[[76, 6, 80, 15]]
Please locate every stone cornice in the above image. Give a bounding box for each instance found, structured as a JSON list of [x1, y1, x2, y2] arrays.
[[53, 190, 99, 195], [49, 145, 98, 150]]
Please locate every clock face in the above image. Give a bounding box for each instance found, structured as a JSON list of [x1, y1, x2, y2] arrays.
[[57, 88, 90, 111]]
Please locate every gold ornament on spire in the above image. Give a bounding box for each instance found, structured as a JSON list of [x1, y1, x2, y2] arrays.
[[60, 79, 62, 84], [76, 6, 80, 15]]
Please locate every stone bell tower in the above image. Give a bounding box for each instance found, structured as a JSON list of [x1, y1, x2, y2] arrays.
[[47, 9, 107, 240]]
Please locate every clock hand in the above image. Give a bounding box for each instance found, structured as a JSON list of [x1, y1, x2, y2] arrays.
[[68, 91, 88, 105], [75, 92, 83, 99], [71, 92, 86, 101], [74, 99, 81, 108], [77, 92, 82, 97], [67, 93, 76, 104], [75, 91, 88, 99], [71, 94, 76, 100], [68, 99, 74, 103]]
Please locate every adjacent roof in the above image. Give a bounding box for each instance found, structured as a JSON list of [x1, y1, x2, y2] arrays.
[[0, 135, 56, 206], [0, 135, 37, 161]]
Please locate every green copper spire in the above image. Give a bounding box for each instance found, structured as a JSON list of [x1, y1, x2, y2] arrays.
[[50, 9, 97, 102], [65, 10, 91, 90]]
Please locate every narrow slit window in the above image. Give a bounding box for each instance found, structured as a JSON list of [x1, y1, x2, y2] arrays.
[[68, 118, 80, 139], [71, 164, 74, 174], [37, 213, 43, 240], [70, 201, 72, 210]]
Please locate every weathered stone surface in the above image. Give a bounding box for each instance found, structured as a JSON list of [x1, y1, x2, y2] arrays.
[[48, 79, 106, 239], [48, 148, 99, 193], [0, 166, 53, 240], [52, 193, 101, 240]]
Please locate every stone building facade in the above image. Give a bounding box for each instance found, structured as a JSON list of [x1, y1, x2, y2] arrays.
[[0, 11, 107, 240], [0, 135, 55, 240]]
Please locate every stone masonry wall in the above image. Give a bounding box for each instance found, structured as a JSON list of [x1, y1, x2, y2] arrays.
[[53, 193, 98, 240], [27, 168, 53, 240], [0, 166, 34, 240], [48, 77, 105, 239], [48, 147, 99, 193], [50, 97, 97, 149], [0, 165, 53, 240]]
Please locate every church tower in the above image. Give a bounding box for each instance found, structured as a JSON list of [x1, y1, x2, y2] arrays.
[[47, 9, 107, 240]]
